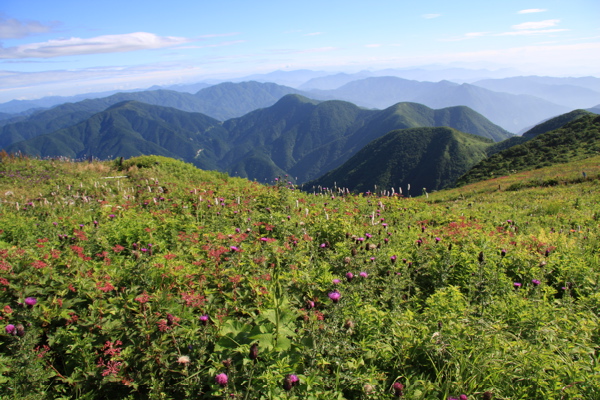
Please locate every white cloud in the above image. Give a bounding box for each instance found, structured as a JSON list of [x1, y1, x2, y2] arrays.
[[512, 19, 560, 30], [0, 16, 60, 39], [518, 9, 547, 14], [497, 28, 568, 36], [0, 32, 191, 59], [422, 14, 441, 19]]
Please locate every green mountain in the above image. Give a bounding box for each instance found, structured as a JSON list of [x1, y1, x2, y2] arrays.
[[307, 127, 493, 193], [218, 95, 511, 183], [0, 83, 305, 150], [521, 109, 594, 139], [456, 114, 600, 186], [192, 81, 302, 120], [6, 101, 228, 170]]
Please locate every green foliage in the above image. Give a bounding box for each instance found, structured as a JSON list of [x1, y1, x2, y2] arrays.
[[1, 151, 600, 399]]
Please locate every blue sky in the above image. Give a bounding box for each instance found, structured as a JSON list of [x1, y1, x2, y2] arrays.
[[1, 0, 599, 102]]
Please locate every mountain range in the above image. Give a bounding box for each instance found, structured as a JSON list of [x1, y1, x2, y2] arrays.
[[4, 71, 599, 134], [4, 94, 512, 185], [2, 70, 599, 196]]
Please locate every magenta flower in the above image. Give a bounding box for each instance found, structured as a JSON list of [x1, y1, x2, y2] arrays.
[[215, 373, 228, 387], [359, 271, 368, 278], [332, 279, 341, 284], [392, 382, 404, 396], [5, 324, 15, 335], [24, 297, 37, 307], [346, 272, 354, 282], [199, 315, 209, 325], [532, 279, 541, 286], [513, 282, 522, 288], [328, 291, 341, 303]]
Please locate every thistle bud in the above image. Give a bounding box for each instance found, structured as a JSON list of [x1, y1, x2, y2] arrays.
[[249, 343, 259, 360]]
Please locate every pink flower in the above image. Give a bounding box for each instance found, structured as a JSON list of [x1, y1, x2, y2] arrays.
[[215, 373, 228, 386], [328, 291, 341, 303], [359, 271, 368, 278], [25, 297, 37, 307]]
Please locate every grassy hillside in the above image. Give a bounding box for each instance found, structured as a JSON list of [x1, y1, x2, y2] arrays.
[[0, 154, 599, 399], [457, 114, 600, 186], [307, 127, 492, 193]]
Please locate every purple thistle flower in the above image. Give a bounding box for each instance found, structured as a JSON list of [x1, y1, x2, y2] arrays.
[[328, 291, 341, 303], [460, 395, 468, 400], [5, 324, 15, 335], [359, 271, 368, 278], [346, 272, 354, 282], [199, 315, 209, 325], [392, 382, 404, 396], [532, 279, 541, 286], [513, 282, 522, 288], [24, 297, 37, 307], [332, 279, 341, 284], [215, 373, 228, 387]]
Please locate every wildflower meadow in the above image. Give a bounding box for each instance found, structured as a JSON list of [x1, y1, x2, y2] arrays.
[[0, 154, 599, 399]]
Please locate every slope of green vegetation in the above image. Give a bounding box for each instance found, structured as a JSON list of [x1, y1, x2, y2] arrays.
[[1, 154, 599, 399], [456, 114, 600, 187], [307, 127, 492, 193], [521, 109, 594, 139]]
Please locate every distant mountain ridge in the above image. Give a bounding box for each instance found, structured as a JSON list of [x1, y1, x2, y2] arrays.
[[307, 76, 569, 132], [473, 76, 600, 110]]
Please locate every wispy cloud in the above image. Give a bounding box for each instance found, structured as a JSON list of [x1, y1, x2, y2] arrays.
[[422, 14, 441, 19], [0, 32, 192, 59], [0, 16, 60, 39], [512, 19, 560, 30], [497, 28, 568, 36], [496, 19, 567, 36], [518, 9, 547, 14]]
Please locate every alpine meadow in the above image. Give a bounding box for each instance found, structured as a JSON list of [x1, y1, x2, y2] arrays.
[[2, 1, 600, 398]]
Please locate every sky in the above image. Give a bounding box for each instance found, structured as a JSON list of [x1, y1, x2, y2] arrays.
[[1, 0, 599, 102]]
